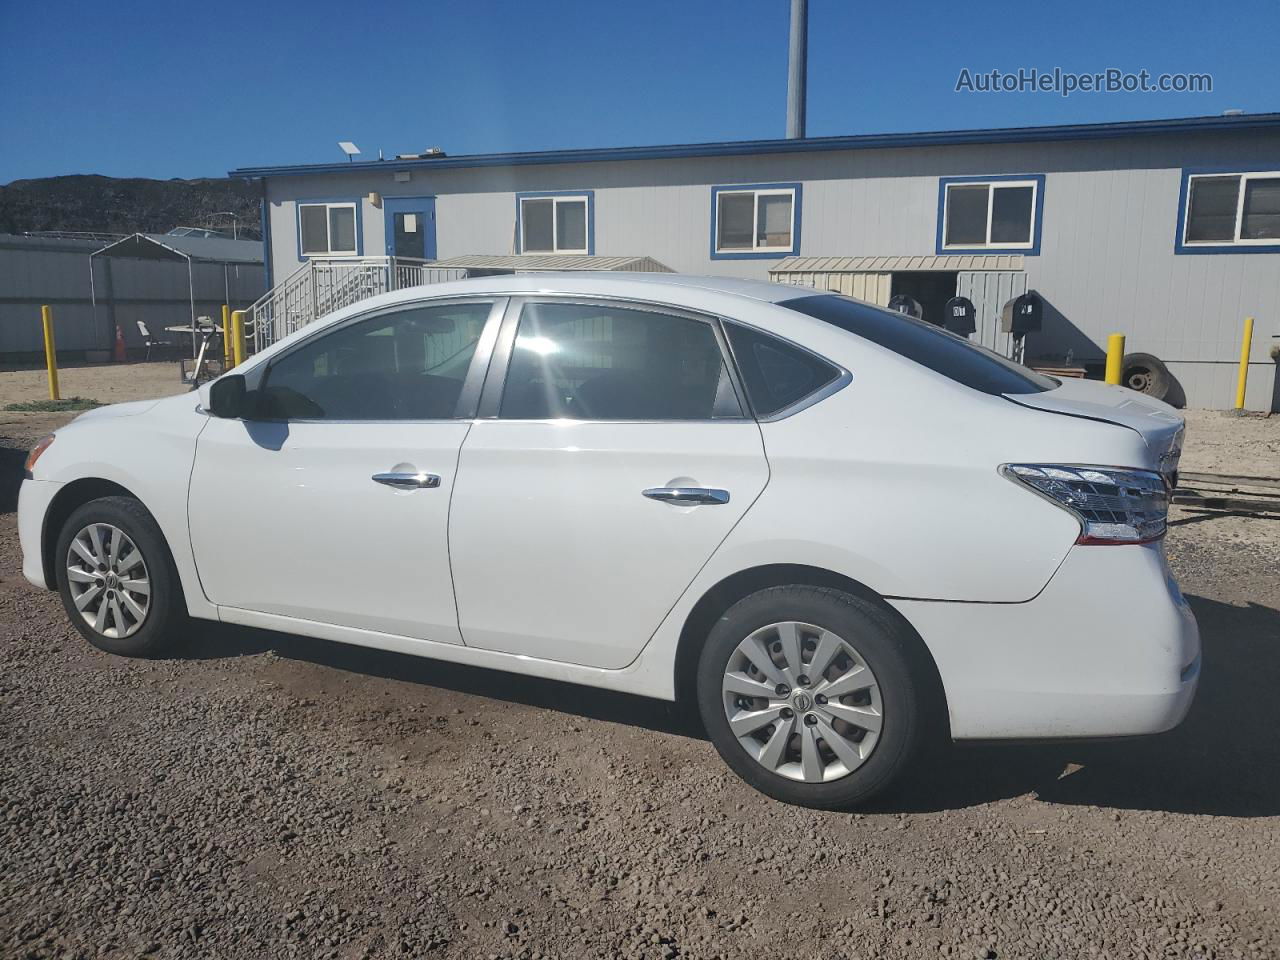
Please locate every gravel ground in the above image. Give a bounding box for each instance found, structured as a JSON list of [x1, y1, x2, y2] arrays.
[[0, 362, 187, 408], [1, 383, 1277, 960]]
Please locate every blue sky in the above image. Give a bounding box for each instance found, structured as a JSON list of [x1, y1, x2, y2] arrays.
[[1, 0, 1276, 183]]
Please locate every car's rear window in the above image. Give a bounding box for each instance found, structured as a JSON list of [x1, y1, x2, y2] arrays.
[[782, 294, 1056, 395]]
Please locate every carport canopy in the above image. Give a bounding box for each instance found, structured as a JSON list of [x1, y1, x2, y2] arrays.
[[93, 234, 195, 263], [89, 234, 201, 351]]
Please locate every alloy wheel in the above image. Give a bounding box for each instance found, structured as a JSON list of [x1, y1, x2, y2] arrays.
[[721, 621, 883, 783], [65, 523, 151, 639]]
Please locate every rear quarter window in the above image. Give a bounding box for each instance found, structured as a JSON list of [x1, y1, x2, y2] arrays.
[[725, 323, 841, 417], [782, 294, 1055, 395]]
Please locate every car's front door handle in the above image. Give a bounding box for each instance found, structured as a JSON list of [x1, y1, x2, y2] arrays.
[[642, 487, 730, 506], [373, 471, 441, 489]]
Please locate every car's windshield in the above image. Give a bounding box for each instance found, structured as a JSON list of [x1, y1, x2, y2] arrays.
[[782, 293, 1057, 395]]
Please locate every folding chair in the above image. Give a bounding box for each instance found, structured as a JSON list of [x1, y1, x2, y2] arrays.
[[136, 321, 174, 361]]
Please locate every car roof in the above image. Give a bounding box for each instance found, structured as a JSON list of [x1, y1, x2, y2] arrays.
[[245, 271, 834, 369], [396, 272, 815, 304]]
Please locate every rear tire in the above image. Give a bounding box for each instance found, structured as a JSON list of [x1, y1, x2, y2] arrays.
[[696, 585, 927, 809], [55, 496, 186, 657]]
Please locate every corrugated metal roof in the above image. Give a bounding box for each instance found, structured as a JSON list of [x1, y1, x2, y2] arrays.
[[770, 254, 1024, 273], [229, 113, 1280, 179], [430, 254, 673, 272]]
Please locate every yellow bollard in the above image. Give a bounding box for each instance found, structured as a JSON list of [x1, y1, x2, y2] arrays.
[[1234, 316, 1254, 411], [1104, 333, 1125, 386], [41, 305, 60, 401], [230, 310, 247, 367], [221, 304, 233, 370]]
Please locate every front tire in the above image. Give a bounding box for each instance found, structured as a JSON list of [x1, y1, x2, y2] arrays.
[[696, 586, 927, 809], [55, 496, 186, 657]]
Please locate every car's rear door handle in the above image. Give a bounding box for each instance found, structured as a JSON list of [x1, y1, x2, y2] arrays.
[[642, 487, 730, 506], [373, 471, 441, 489]]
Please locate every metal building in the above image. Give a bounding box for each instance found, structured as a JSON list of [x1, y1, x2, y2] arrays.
[[0, 232, 264, 360], [230, 113, 1280, 410]]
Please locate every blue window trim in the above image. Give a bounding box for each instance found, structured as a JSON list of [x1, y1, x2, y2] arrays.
[[382, 195, 438, 259], [935, 174, 1045, 256], [709, 182, 802, 260], [294, 197, 364, 262], [515, 190, 595, 255], [1174, 166, 1280, 255]]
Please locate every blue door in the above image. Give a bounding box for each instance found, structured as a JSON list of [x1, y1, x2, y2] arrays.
[[383, 197, 437, 260]]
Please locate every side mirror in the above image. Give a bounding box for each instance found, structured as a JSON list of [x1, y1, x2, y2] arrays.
[[208, 374, 248, 419]]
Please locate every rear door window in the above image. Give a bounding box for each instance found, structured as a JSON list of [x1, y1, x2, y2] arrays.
[[498, 301, 743, 420], [782, 293, 1055, 395], [724, 323, 841, 417]]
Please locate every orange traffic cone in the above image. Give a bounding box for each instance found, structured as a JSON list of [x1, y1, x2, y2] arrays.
[[113, 322, 127, 362]]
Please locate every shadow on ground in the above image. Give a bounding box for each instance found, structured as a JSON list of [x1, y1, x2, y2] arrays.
[[179, 591, 1279, 818], [1026, 594, 1279, 818], [0, 446, 27, 514], [182, 620, 693, 739]]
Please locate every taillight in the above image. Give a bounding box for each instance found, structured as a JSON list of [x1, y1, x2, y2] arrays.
[[24, 434, 55, 475], [1000, 464, 1168, 545]]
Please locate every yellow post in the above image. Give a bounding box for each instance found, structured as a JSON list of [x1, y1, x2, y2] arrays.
[[221, 304, 233, 370], [1104, 333, 1126, 386], [41, 305, 60, 401], [1234, 316, 1254, 411], [231, 310, 247, 367]]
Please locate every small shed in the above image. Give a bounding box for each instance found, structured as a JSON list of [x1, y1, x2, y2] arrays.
[[769, 254, 1025, 304], [419, 253, 673, 283], [769, 254, 1028, 353]]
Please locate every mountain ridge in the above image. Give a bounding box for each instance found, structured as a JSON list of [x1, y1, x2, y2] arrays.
[[0, 174, 261, 239]]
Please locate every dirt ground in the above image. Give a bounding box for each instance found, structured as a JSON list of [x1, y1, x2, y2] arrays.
[[0, 362, 188, 439], [1, 364, 1277, 960]]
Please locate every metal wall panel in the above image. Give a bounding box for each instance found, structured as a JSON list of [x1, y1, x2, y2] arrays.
[[0, 236, 265, 355], [771, 269, 891, 304], [957, 271, 1028, 355]]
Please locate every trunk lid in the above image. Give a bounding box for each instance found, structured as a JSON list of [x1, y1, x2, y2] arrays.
[[1006, 378, 1184, 480]]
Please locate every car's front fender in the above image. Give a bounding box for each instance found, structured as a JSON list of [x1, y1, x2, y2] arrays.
[[25, 395, 217, 620]]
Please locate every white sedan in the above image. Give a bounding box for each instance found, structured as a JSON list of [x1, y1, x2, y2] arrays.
[[18, 274, 1200, 808]]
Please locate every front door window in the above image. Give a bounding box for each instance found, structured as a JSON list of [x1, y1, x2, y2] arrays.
[[393, 211, 426, 259], [383, 198, 436, 261], [257, 301, 493, 421]]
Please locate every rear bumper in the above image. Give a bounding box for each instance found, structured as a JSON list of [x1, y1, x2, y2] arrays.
[[18, 478, 60, 590], [891, 541, 1199, 740]]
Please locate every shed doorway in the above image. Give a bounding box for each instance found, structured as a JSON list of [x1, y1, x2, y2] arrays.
[[888, 271, 957, 327]]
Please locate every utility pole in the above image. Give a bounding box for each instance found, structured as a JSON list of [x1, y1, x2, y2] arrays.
[[786, 0, 808, 139]]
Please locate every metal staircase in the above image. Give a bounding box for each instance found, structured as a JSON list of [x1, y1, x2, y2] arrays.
[[248, 256, 431, 352]]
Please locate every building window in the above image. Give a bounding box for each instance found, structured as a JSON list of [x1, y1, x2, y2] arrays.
[[298, 202, 359, 257], [518, 193, 592, 254], [1179, 171, 1280, 251], [711, 184, 801, 258], [938, 176, 1044, 253]]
